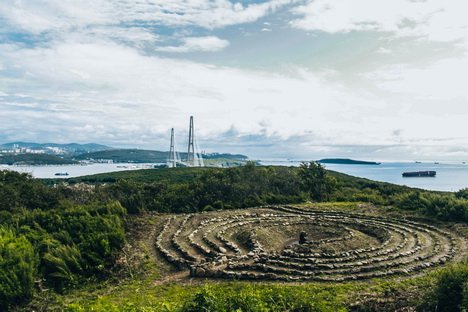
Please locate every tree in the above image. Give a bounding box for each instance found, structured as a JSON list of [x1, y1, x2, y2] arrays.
[[298, 161, 335, 201]]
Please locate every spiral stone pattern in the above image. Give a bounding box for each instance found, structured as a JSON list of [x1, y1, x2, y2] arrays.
[[155, 206, 460, 281]]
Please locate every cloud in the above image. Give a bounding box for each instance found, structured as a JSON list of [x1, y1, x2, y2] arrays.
[[3, 39, 467, 160], [156, 36, 230, 53], [1, 1, 468, 161], [290, 0, 468, 42], [0, 0, 293, 35], [0, 41, 409, 153], [363, 57, 468, 101]]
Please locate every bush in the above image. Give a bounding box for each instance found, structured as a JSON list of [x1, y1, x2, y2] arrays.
[[8, 201, 126, 291], [299, 162, 336, 202], [433, 263, 468, 312], [0, 227, 38, 310], [419, 262, 468, 312], [455, 188, 468, 200]]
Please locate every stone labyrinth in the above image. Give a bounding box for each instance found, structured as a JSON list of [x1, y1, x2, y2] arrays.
[[155, 206, 461, 282]]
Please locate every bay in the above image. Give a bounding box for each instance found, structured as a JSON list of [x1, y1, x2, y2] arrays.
[[260, 160, 468, 192], [0, 163, 157, 179]]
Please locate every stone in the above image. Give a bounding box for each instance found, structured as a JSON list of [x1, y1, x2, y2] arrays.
[[218, 247, 227, 253]]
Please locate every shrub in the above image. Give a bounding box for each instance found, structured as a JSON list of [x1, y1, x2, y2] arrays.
[[299, 162, 336, 202], [0, 227, 38, 310], [419, 262, 468, 312], [433, 263, 468, 312]]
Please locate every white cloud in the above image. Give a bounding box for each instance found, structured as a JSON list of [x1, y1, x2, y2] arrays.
[[0, 1, 111, 34], [376, 47, 392, 55], [290, 0, 468, 42], [364, 57, 468, 101], [1, 1, 468, 160], [156, 36, 230, 53], [110, 0, 295, 29], [0, 0, 293, 35], [0, 41, 420, 153], [85, 26, 160, 44], [2, 40, 467, 160]]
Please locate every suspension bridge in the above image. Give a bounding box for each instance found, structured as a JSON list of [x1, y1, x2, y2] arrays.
[[167, 116, 204, 168]]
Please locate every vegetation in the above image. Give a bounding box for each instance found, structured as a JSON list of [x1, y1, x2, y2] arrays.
[[0, 153, 77, 165], [0, 228, 37, 309], [0, 171, 126, 310], [74, 149, 168, 163], [0, 162, 466, 310], [420, 262, 468, 312], [54, 162, 468, 222]]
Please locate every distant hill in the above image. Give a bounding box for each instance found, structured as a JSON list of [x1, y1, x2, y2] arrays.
[[75, 149, 167, 163], [75, 149, 249, 164], [318, 158, 381, 165], [0, 153, 77, 165], [203, 153, 248, 160], [0, 142, 112, 155]]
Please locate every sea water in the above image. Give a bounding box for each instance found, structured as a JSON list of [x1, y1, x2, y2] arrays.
[[260, 161, 468, 192], [0, 163, 157, 180]]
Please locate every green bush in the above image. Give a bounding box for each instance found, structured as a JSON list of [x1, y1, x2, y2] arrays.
[[0, 227, 38, 310], [299, 162, 336, 202], [392, 191, 468, 222], [2, 197, 127, 292], [455, 188, 468, 200], [433, 263, 468, 312], [419, 262, 468, 312]]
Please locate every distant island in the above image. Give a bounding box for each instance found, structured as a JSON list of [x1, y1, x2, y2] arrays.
[[318, 158, 381, 165]]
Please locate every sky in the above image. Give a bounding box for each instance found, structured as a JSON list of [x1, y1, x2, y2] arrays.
[[1, 0, 468, 161]]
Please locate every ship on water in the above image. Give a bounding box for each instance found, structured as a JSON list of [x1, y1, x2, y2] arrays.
[[402, 171, 436, 177]]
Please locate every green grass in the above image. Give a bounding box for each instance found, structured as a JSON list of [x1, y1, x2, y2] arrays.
[[32, 271, 449, 312]]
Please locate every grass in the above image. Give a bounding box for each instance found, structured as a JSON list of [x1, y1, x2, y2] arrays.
[[23, 205, 466, 312], [32, 269, 445, 312]]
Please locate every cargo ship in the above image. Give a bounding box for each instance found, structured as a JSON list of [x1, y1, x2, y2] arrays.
[[402, 171, 436, 177]]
